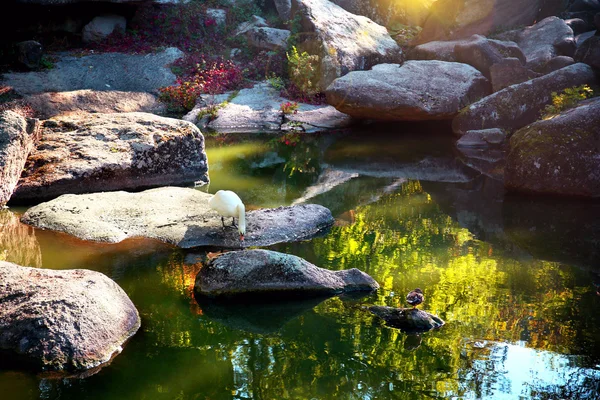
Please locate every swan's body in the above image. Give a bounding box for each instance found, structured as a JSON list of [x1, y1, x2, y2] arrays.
[[208, 190, 246, 240], [406, 288, 424, 309]]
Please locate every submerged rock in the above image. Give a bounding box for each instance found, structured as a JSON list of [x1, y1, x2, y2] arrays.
[[369, 306, 445, 332], [195, 249, 379, 298], [505, 97, 600, 198], [326, 61, 490, 121], [0, 261, 140, 373], [0, 111, 40, 206], [11, 112, 208, 204], [21, 187, 334, 248]]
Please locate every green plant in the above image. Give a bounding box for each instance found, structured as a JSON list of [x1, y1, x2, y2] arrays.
[[286, 46, 320, 98], [280, 101, 299, 115], [542, 85, 594, 119], [39, 55, 55, 70], [267, 73, 285, 90]]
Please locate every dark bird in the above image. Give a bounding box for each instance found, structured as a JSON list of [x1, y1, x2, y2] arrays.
[[406, 288, 424, 309]]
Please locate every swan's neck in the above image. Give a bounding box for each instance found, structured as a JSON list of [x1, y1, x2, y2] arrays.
[[237, 203, 246, 235]]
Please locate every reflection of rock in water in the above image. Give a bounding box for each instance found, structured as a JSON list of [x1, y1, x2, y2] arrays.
[[194, 294, 334, 334], [403, 333, 423, 351], [502, 196, 600, 271], [0, 209, 42, 268]]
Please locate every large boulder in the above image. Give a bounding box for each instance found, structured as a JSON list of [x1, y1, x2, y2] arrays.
[[0, 261, 140, 373], [10, 112, 208, 204], [511, 17, 575, 72], [417, 0, 565, 44], [1, 47, 183, 95], [0, 111, 40, 206], [369, 306, 445, 332], [505, 97, 600, 198], [20, 187, 335, 248], [81, 14, 126, 43], [195, 249, 379, 298], [489, 58, 541, 92], [244, 27, 291, 51], [410, 35, 525, 67], [290, 0, 403, 92], [326, 61, 491, 121], [452, 63, 598, 136], [330, 0, 431, 27], [575, 35, 600, 69]]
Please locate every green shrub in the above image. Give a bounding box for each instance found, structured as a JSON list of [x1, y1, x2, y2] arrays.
[[542, 85, 594, 119], [286, 46, 320, 97]]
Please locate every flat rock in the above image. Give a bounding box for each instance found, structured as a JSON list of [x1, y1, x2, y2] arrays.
[[189, 82, 352, 133], [1, 47, 183, 95], [0, 261, 140, 372], [20, 187, 335, 248], [195, 249, 379, 298], [244, 27, 291, 51], [291, 0, 403, 91], [24, 90, 165, 120], [11, 112, 208, 204], [505, 97, 600, 197], [0, 111, 40, 205], [326, 61, 491, 121], [369, 306, 445, 332], [452, 63, 598, 136]]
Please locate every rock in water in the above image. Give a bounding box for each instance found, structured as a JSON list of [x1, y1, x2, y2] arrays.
[[21, 187, 335, 248], [0, 261, 140, 373], [505, 97, 600, 198], [369, 306, 445, 332], [326, 61, 490, 121], [195, 249, 379, 298]]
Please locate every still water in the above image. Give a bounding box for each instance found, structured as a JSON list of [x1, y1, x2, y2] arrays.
[[1, 125, 600, 399]]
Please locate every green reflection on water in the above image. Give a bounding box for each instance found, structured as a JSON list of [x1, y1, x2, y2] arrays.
[[1, 131, 599, 400]]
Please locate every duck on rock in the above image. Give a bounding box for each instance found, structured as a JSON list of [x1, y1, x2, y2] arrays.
[[208, 190, 246, 241], [406, 288, 424, 309]]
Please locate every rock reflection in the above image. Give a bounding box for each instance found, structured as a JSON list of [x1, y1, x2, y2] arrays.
[[0, 209, 41, 268]]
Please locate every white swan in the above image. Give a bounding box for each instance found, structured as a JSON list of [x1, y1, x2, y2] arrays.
[[208, 190, 246, 240]]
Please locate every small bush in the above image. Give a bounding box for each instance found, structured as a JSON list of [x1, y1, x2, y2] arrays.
[[286, 46, 320, 98], [542, 85, 594, 119], [280, 101, 299, 115]]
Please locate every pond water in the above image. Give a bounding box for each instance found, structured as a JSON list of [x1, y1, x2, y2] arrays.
[[1, 123, 600, 399]]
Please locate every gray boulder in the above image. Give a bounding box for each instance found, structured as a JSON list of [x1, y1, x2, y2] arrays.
[[454, 35, 526, 78], [575, 35, 600, 69], [15, 40, 43, 70], [273, 0, 292, 22], [81, 14, 126, 43], [11, 112, 208, 203], [195, 249, 379, 298], [2, 47, 183, 95], [206, 8, 227, 27], [291, 0, 403, 91], [0, 261, 140, 372], [326, 61, 491, 121], [510, 17, 575, 72], [505, 97, 600, 197], [452, 63, 598, 136], [244, 27, 291, 51], [539, 56, 576, 74], [20, 187, 335, 248], [369, 306, 445, 332], [0, 111, 40, 206], [417, 0, 563, 44], [456, 128, 507, 148], [489, 58, 541, 92]]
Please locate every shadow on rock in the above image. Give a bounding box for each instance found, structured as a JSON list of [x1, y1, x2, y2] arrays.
[[502, 195, 600, 271]]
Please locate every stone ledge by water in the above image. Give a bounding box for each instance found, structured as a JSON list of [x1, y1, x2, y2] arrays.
[[20, 187, 335, 248]]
